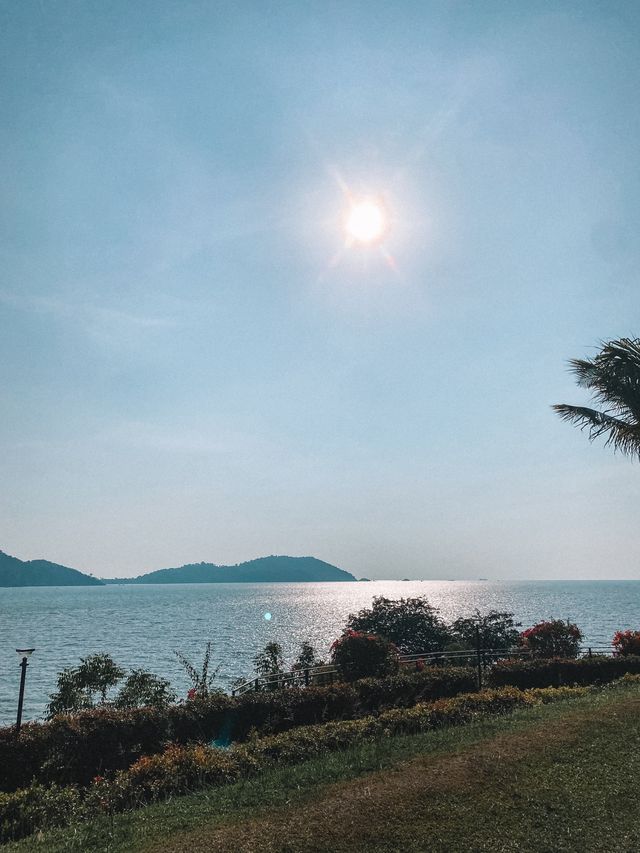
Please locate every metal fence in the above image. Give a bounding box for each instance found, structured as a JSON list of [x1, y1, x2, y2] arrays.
[[231, 642, 612, 696], [231, 642, 616, 696]]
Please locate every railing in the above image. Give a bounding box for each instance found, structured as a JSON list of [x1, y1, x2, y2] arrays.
[[234, 643, 611, 696]]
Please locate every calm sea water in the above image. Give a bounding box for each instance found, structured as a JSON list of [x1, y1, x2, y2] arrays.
[[1, 580, 639, 727]]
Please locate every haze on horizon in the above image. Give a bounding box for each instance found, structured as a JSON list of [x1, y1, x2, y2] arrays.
[[1, 1, 639, 581]]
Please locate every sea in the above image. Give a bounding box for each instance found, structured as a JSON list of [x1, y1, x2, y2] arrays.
[[1, 579, 639, 727]]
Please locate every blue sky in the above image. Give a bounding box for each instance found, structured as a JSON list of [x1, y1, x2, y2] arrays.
[[1, 1, 639, 579]]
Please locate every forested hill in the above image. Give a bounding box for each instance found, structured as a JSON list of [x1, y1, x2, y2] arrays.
[[1, 552, 355, 586], [104, 555, 355, 584], [0, 551, 104, 587]]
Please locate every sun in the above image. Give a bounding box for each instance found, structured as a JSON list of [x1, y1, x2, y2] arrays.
[[345, 197, 389, 245]]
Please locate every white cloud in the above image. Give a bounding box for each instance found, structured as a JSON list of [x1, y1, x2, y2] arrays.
[[0, 288, 178, 346]]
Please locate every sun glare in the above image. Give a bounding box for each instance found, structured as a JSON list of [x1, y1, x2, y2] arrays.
[[345, 198, 388, 245]]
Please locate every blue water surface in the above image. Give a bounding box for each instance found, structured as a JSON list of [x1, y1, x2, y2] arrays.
[[1, 579, 638, 726]]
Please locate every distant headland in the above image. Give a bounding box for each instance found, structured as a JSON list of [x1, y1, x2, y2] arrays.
[[0, 550, 104, 587], [0, 551, 356, 587], [103, 556, 355, 584]]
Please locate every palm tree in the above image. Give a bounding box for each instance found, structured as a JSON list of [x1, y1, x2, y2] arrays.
[[553, 337, 640, 459]]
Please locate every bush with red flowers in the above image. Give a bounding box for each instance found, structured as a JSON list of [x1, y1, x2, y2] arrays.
[[519, 620, 582, 659], [612, 630, 640, 657], [330, 630, 399, 681]]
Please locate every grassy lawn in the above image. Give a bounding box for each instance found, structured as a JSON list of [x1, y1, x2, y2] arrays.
[[7, 682, 640, 853]]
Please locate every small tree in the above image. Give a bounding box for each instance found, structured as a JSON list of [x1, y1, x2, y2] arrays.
[[612, 630, 640, 657], [113, 669, 176, 709], [330, 630, 399, 681], [292, 641, 323, 671], [345, 596, 450, 654], [254, 641, 285, 689], [47, 669, 94, 717], [450, 610, 521, 651], [47, 653, 125, 716], [175, 642, 222, 698], [46, 654, 172, 717], [76, 653, 125, 703], [520, 620, 582, 659]]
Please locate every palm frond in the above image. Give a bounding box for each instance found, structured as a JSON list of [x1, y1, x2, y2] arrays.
[[553, 403, 640, 458], [555, 337, 640, 459], [567, 339, 640, 420], [568, 358, 601, 389]]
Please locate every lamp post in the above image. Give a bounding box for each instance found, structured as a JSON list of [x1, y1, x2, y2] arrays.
[[15, 648, 35, 735], [474, 625, 482, 691]]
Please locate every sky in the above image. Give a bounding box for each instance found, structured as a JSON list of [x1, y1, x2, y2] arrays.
[[1, 0, 639, 580]]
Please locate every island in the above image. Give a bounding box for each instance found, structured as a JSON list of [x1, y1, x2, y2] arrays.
[[0, 550, 104, 587], [1, 550, 357, 586], [103, 555, 356, 584]]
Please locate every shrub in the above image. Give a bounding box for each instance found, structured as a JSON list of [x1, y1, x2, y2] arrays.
[[330, 631, 399, 681], [245, 687, 539, 766], [0, 783, 82, 844], [0, 666, 474, 793], [612, 630, 640, 657], [488, 655, 640, 689], [519, 620, 582, 659], [345, 596, 450, 654], [353, 667, 476, 710], [84, 744, 247, 813], [0, 701, 229, 792]]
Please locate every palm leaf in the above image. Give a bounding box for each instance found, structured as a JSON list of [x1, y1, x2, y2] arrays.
[[554, 337, 640, 460], [567, 339, 640, 420], [553, 403, 640, 458]]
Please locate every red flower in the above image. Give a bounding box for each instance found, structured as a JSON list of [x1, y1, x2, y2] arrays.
[[612, 630, 640, 656], [187, 688, 197, 700], [331, 629, 367, 650]]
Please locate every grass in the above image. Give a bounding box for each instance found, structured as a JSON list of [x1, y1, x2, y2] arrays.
[[6, 681, 640, 853]]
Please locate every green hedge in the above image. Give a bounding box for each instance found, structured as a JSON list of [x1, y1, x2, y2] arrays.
[[488, 655, 640, 689], [0, 666, 475, 793], [0, 683, 589, 844], [0, 784, 82, 846]]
